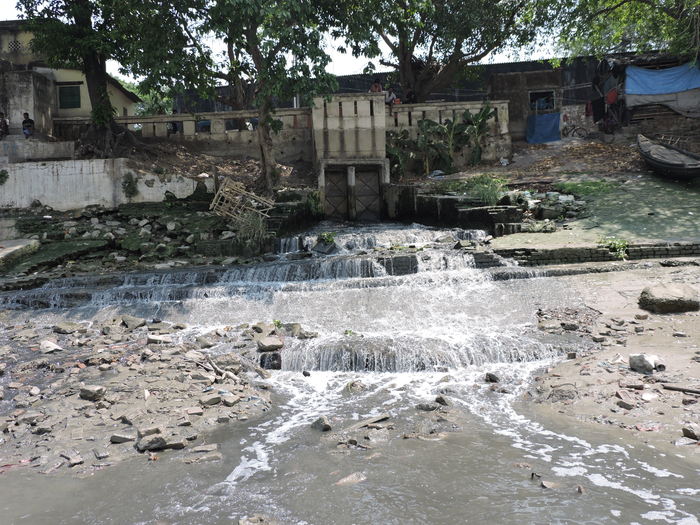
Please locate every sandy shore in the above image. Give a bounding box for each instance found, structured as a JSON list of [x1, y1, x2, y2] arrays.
[[525, 263, 700, 460]]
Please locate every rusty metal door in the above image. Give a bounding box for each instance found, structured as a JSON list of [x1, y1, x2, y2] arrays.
[[323, 171, 348, 220], [355, 169, 381, 221]]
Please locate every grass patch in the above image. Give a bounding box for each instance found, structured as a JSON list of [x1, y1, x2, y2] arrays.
[[428, 174, 506, 206], [554, 180, 620, 196]]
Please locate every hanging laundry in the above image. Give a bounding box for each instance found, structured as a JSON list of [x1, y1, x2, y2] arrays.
[[606, 88, 618, 105], [591, 97, 606, 123]]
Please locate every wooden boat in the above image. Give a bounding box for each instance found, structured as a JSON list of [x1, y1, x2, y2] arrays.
[[637, 134, 700, 179]]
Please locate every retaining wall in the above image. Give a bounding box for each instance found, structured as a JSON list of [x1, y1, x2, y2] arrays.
[[0, 158, 214, 211], [494, 242, 700, 266]]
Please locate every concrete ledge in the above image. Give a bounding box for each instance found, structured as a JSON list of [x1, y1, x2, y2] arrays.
[[1, 139, 74, 163], [0, 239, 41, 273], [494, 242, 700, 266]]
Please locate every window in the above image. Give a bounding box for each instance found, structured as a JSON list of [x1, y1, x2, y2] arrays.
[[59, 86, 81, 109], [529, 90, 555, 111], [123, 107, 128, 116]]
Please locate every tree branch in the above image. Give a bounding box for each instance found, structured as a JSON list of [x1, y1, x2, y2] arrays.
[[590, 0, 679, 20]]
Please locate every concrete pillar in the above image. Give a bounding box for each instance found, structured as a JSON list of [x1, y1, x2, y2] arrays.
[[142, 121, 154, 137], [155, 122, 167, 137], [211, 118, 226, 134], [347, 165, 356, 221], [182, 120, 195, 136]]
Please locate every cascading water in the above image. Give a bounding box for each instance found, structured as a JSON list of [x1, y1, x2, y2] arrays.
[[1, 222, 698, 525]]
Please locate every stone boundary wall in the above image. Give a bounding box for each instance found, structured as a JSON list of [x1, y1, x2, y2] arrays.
[[494, 242, 700, 266]]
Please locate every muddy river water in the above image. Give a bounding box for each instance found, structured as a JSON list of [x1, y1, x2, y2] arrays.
[[1, 223, 699, 524]]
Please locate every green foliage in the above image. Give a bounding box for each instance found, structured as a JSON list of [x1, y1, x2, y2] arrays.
[[463, 102, 496, 166], [429, 174, 505, 205], [344, 0, 553, 101], [555, 0, 700, 60], [0, 169, 8, 186], [273, 320, 282, 329], [471, 174, 505, 206], [153, 167, 169, 175], [121, 172, 139, 199], [18, 0, 214, 130], [554, 181, 621, 196], [317, 231, 337, 244], [90, 87, 117, 128], [344, 329, 356, 336], [386, 127, 414, 180], [234, 211, 268, 243], [306, 191, 324, 216], [117, 78, 174, 116], [598, 235, 629, 259], [415, 118, 452, 177]]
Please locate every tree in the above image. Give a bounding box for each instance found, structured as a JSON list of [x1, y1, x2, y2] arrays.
[[356, 0, 554, 102], [16, 0, 213, 157], [204, 0, 345, 196], [555, 0, 700, 60]]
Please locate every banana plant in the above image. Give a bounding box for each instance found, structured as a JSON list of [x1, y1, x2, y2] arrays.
[[463, 101, 496, 166], [416, 118, 451, 177]]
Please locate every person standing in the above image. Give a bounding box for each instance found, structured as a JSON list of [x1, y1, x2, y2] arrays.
[[22, 112, 35, 139], [0, 112, 9, 140]]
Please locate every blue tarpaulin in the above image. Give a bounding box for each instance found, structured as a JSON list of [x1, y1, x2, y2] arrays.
[[526, 112, 561, 144], [626, 63, 700, 95]]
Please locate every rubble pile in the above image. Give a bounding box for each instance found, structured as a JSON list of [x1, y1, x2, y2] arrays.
[[0, 314, 317, 476]]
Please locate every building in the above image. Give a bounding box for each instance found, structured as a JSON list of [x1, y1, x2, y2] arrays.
[[0, 20, 140, 137]]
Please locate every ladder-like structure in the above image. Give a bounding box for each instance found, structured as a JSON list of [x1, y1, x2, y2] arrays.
[[209, 178, 275, 225]]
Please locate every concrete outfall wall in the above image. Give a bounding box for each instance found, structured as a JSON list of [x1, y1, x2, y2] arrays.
[[0, 159, 214, 211]]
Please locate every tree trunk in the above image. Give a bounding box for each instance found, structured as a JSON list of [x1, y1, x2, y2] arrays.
[[256, 98, 278, 197]]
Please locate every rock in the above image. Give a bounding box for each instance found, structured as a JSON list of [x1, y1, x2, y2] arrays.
[[183, 451, 223, 464], [165, 434, 188, 449], [538, 320, 561, 331], [298, 331, 319, 339], [147, 334, 173, 344], [53, 322, 82, 334], [311, 416, 332, 432], [137, 434, 167, 452], [638, 284, 699, 314], [185, 350, 205, 361], [540, 480, 564, 489], [561, 322, 579, 331], [79, 385, 106, 401], [40, 340, 63, 354], [192, 444, 218, 453], [200, 393, 221, 406], [629, 353, 665, 373], [186, 407, 204, 416], [197, 336, 215, 349], [257, 336, 284, 352], [674, 437, 698, 446], [281, 323, 302, 337], [122, 314, 147, 330], [435, 394, 453, 407], [335, 472, 367, 485], [682, 423, 700, 440], [548, 385, 576, 402], [617, 400, 636, 410], [191, 371, 215, 383], [567, 352, 577, 360], [302, 370, 311, 377], [485, 372, 500, 383], [137, 425, 165, 439], [312, 241, 338, 255], [416, 403, 439, 411], [591, 336, 606, 343], [110, 432, 137, 443]]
